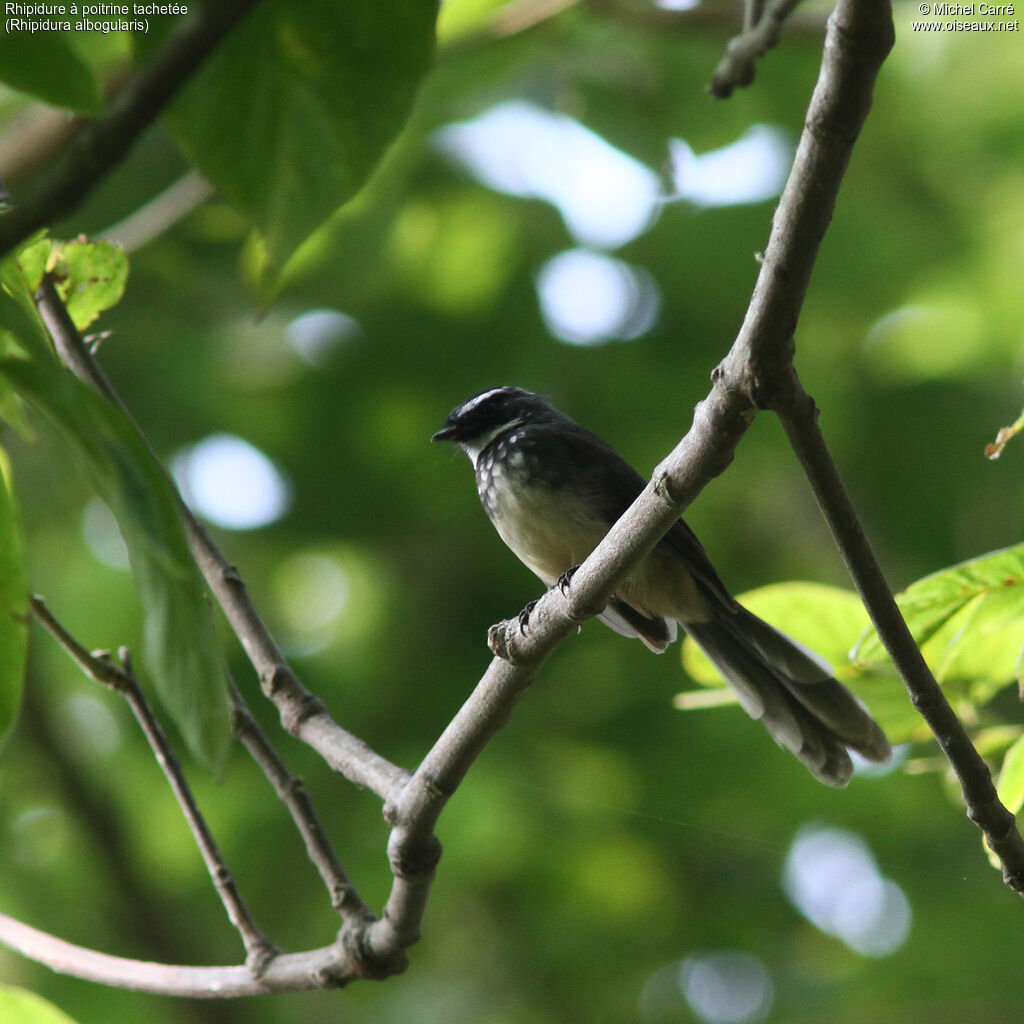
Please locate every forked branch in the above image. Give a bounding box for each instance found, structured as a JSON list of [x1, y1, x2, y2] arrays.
[[28, 596, 279, 972]]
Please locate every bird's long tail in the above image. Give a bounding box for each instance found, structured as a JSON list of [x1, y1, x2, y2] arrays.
[[682, 604, 890, 787]]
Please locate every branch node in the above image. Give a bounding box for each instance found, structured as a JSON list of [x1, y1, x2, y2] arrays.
[[487, 619, 519, 662], [260, 665, 290, 698], [337, 924, 409, 982], [652, 465, 689, 513], [280, 692, 328, 735], [387, 827, 443, 880], [221, 562, 244, 585], [245, 940, 281, 979]]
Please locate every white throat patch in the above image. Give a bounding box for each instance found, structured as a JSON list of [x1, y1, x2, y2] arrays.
[[463, 417, 524, 468]]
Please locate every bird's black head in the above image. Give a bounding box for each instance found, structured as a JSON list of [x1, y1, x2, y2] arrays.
[[431, 386, 556, 447]]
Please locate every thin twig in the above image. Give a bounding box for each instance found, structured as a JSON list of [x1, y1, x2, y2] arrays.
[[29, 596, 280, 972], [0, 0, 263, 263], [772, 375, 1024, 892], [17, 689, 234, 1024], [31, 275, 411, 981], [709, 0, 805, 98], [229, 680, 376, 923], [101, 171, 215, 253]]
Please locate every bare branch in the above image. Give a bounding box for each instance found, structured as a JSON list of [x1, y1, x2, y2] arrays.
[[229, 681, 376, 923], [0, 914, 354, 997], [0, 0, 263, 263], [30, 597, 279, 971], [772, 376, 1024, 892], [33, 274, 409, 802], [27, 594, 126, 690]]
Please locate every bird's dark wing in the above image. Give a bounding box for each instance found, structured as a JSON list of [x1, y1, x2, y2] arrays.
[[532, 421, 735, 609], [516, 419, 734, 614]]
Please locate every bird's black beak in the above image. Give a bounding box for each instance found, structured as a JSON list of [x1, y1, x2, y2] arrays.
[[431, 424, 458, 442]]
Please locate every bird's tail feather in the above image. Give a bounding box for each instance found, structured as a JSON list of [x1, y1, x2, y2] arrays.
[[682, 605, 890, 787]]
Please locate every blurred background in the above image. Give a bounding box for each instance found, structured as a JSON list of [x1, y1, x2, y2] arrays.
[[2, 1, 1024, 1021]]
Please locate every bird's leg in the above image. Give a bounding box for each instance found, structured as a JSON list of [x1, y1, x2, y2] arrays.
[[557, 564, 580, 596], [517, 598, 539, 634]]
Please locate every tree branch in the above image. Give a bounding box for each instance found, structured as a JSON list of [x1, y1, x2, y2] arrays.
[[11, 594, 407, 993], [0, 0, 263, 263], [33, 274, 409, 803], [772, 375, 1024, 892], [28, 276, 413, 985], [0, 914, 353, 997], [29, 596, 280, 972], [228, 680, 376, 923]]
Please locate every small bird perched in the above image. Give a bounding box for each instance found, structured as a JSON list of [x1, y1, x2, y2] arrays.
[[432, 386, 890, 787]]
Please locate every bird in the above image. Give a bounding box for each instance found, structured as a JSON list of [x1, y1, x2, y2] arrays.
[[432, 386, 891, 786]]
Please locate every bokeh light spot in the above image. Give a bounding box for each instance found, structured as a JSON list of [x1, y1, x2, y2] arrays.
[[783, 825, 911, 957], [864, 301, 986, 380], [681, 951, 774, 1024], [668, 125, 792, 208], [286, 308, 360, 367], [276, 552, 351, 635], [13, 808, 68, 868], [537, 248, 660, 345], [436, 100, 661, 249], [58, 694, 122, 759], [174, 434, 291, 530]]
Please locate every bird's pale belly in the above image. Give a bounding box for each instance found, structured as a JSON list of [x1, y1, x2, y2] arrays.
[[483, 478, 607, 587], [482, 475, 707, 622]]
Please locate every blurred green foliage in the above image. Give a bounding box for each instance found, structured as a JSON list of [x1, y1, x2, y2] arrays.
[[1, 2, 1024, 1023]]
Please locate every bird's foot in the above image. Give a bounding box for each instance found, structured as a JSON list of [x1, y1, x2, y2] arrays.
[[557, 564, 580, 596], [517, 599, 539, 634]]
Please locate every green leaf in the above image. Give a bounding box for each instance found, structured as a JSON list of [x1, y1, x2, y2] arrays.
[[854, 544, 1024, 665], [50, 239, 129, 331], [0, 241, 53, 434], [15, 236, 53, 294], [134, 0, 436, 278], [996, 734, 1024, 815], [0, 356, 230, 770], [0, 33, 101, 113], [2, 235, 125, 342], [919, 587, 1024, 704], [1, 239, 49, 342], [0, 985, 80, 1024], [0, 450, 27, 751]]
